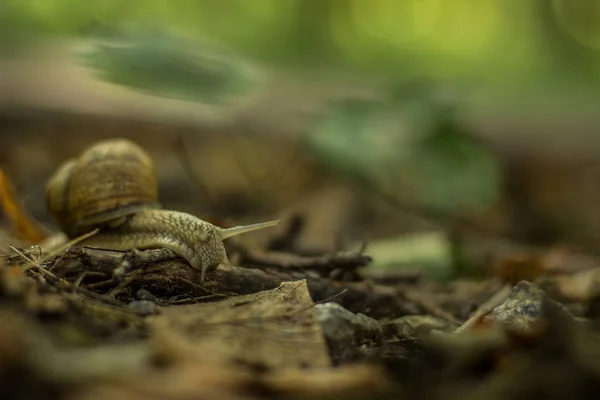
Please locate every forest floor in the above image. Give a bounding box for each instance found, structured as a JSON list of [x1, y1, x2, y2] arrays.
[[2, 156, 600, 400]]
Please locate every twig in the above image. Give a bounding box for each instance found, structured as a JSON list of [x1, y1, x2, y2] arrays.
[[9, 245, 58, 279], [178, 277, 234, 298], [41, 229, 100, 264], [69, 286, 132, 309], [107, 276, 137, 298], [50, 247, 181, 286], [48, 247, 445, 319], [454, 283, 512, 333], [314, 288, 349, 305], [86, 279, 119, 290], [399, 285, 463, 325], [241, 249, 372, 273], [9, 244, 139, 312], [164, 295, 231, 304]]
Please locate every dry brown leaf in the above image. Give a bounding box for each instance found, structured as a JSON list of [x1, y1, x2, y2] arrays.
[[262, 364, 390, 397], [147, 280, 331, 371], [0, 168, 49, 243], [66, 361, 254, 400]]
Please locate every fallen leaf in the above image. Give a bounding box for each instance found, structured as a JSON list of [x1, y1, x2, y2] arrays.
[[147, 280, 331, 371]]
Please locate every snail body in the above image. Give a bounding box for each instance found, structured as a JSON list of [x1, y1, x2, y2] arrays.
[[46, 138, 281, 281]]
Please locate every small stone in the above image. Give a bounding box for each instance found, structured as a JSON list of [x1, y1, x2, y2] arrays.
[[315, 302, 383, 364], [485, 280, 575, 332], [127, 300, 160, 316], [383, 315, 458, 338], [136, 288, 159, 302]]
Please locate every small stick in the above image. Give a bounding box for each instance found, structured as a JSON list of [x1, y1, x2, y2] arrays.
[[454, 283, 512, 333], [241, 249, 372, 273]]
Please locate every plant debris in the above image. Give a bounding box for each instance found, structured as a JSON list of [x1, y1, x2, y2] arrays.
[[3, 136, 600, 399]]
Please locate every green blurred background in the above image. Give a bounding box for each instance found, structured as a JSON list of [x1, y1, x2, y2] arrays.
[[5, 0, 600, 87], [3, 0, 600, 280]]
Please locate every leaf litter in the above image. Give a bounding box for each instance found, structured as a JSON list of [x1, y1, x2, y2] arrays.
[[3, 153, 600, 400]]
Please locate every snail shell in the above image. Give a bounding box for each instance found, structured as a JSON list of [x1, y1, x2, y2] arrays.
[[46, 138, 162, 237]]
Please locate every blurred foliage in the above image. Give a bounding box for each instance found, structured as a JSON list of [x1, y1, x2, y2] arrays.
[[4, 0, 600, 284], [3, 1, 600, 211], [4, 1, 600, 249], [306, 93, 501, 216], [365, 231, 454, 280], [4, 0, 597, 224], [4, 0, 600, 89], [79, 28, 259, 104], [551, 0, 600, 50], [409, 106, 500, 213]]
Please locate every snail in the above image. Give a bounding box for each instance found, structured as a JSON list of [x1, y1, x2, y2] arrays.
[[45, 138, 281, 281]]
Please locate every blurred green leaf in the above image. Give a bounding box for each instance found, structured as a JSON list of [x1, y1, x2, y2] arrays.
[[409, 113, 501, 213], [364, 231, 454, 281], [79, 29, 260, 104], [305, 95, 425, 197], [306, 87, 501, 216], [307, 98, 393, 180]]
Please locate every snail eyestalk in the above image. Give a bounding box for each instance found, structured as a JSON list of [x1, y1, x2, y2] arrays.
[[218, 220, 281, 240]]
